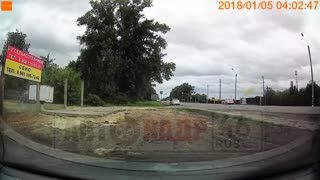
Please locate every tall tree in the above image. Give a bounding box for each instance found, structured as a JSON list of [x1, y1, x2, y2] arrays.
[[0, 29, 30, 66], [77, 0, 175, 102], [68, 59, 81, 73], [170, 83, 195, 101], [40, 53, 58, 84], [40, 53, 57, 70]]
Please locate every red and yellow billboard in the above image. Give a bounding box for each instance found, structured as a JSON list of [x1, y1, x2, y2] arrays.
[[4, 46, 44, 82]]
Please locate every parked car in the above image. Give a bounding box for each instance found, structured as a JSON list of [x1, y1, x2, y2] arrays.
[[170, 99, 180, 105]]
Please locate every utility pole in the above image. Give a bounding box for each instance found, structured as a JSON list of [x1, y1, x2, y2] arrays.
[[307, 45, 314, 107], [262, 76, 265, 106], [231, 68, 237, 104], [301, 33, 314, 107], [235, 74, 237, 103], [207, 85, 209, 104], [195, 87, 197, 103], [295, 70, 298, 90], [219, 79, 221, 101]]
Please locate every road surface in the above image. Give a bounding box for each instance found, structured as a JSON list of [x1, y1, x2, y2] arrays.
[[178, 103, 320, 130], [179, 103, 320, 114]]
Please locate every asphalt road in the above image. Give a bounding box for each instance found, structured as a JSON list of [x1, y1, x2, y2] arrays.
[[179, 103, 320, 115]]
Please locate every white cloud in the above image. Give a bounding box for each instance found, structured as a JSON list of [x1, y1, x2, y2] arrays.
[[0, 0, 319, 99]]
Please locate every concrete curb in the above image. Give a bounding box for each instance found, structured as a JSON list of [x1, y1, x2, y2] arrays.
[[41, 109, 126, 118]]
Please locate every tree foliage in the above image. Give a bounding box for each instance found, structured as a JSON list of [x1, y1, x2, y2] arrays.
[[170, 83, 195, 101], [77, 0, 175, 103], [85, 93, 105, 106], [191, 93, 207, 103], [265, 82, 320, 106], [42, 60, 81, 105], [0, 29, 30, 66]]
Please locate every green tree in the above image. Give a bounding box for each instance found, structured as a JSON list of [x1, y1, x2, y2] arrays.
[[265, 86, 275, 105], [77, 0, 175, 103], [39, 53, 82, 105], [0, 29, 30, 65], [264, 82, 319, 106], [43, 66, 81, 105], [170, 83, 195, 101], [304, 82, 320, 106], [68, 59, 81, 74], [40, 53, 58, 84], [41, 53, 57, 70], [191, 93, 207, 103]]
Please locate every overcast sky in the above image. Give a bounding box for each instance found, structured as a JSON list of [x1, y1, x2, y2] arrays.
[[0, 0, 319, 99]]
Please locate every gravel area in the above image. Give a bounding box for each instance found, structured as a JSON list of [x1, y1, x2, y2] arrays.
[[2, 107, 313, 162]]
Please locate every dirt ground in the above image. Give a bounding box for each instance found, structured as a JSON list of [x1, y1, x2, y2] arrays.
[[2, 107, 313, 162]]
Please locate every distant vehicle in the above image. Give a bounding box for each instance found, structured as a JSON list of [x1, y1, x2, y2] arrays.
[[170, 99, 180, 105], [241, 98, 247, 105], [222, 99, 234, 105]]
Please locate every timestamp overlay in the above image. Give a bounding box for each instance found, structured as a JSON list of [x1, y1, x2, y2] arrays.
[[218, 0, 319, 10]]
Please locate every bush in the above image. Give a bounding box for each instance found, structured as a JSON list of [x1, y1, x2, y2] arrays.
[[85, 94, 105, 106], [127, 101, 164, 107], [113, 93, 128, 105], [42, 67, 81, 105]]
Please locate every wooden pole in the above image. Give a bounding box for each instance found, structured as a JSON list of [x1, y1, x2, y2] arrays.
[[219, 79, 221, 102]]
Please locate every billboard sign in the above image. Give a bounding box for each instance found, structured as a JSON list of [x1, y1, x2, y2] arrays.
[[29, 85, 54, 103], [4, 46, 44, 82]]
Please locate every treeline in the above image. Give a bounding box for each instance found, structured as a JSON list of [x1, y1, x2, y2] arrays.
[[1, 0, 175, 105], [265, 82, 320, 106], [170, 82, 320, 106], [170, 83, 208, 103]]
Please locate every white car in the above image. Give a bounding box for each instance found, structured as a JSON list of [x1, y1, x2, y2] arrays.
[[222, 99, 234, 105], [170, 99, 180, 105]]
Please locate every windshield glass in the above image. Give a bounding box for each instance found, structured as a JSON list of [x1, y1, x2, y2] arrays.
[[0, 0, 319, 179]]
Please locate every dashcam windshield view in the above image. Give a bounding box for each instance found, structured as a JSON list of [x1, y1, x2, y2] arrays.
[[0, 0, 319, 180]]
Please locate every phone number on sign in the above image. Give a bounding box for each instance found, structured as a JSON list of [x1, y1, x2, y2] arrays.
[[218, 1, 319, 10]]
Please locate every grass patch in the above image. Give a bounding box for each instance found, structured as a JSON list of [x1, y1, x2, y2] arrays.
[[126, 101, 166, 107], [176, 108, 213, 116]]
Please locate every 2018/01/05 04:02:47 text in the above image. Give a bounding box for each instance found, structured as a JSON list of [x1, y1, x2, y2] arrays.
[[218, 1, 319, 10]]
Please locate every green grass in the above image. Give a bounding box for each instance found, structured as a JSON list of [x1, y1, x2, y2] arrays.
[[126, 101, 167, 107], [176, 108, 212, 116]]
